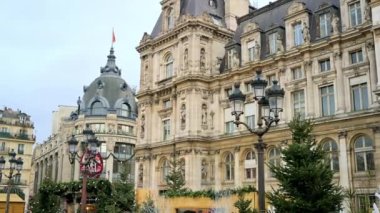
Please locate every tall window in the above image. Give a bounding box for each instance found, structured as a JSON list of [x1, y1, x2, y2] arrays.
[[293, 90, 305, 118], [320, 13, 331, 38], [349, 2, 362, 27], [91, 101, 106, 115], [18, 144, 24, 155], [163, 119, 171, 140], [163, 99, 172, 109], [294, 22, 303, 46], [354, 136, 374, 172], [225, 152, 234, 181], [320, 85, 335, 116], [269, 148, 281, 177], [161, 159, 171, 183], [165, 54, 174, 78], [247, 41, 255, 61], [244, 103, 255, 129], [323, 140, 339, 172], [319, 59, 331, 72], [225, 108, 235, 134], [245, 150, 256, 179], [118, 103, 131, 117], [292, 67, 303, 80], [350, 50, 363, 64], [114, 143, 133, 160], [351, 83, 368, 111], [269, 33, 277, 54], [167, 8, 174, 30]]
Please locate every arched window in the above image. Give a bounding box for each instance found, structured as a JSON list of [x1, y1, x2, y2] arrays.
[[225, 152, 234, 181], [268, 148, 281, 177], [91, 101, 106, 115], [354, 136, 374, 172], [161, 159, 171, 183], [118, 103, 131, 117], [245, 150, 256, 180], [167, 8, 174, 30], [165, 54, 173, 78], [322, 139, 339, 172]]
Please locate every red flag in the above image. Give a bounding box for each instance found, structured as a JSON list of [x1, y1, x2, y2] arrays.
[[112, 29, 116, 43]]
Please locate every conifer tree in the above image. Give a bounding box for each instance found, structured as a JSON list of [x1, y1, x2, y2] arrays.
[[267, 116, 344, 213], [165, 144, 186, 193]]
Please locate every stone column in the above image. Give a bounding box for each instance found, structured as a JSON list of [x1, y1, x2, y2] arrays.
[[304, 60, 315, 117], [234, 147, 241, 187], [373, 127, 380, 187], [338, 131, 350, 212], [334, 51, 345, 113], [214, 150, 221, 190]]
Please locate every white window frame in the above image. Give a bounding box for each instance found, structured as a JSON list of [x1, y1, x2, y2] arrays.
[[293, 90, 305, 118], [319, 59, 331, 72], [163, 119, 171, 140], [293, 22, 303, 46], [319, 12, 331, 38], [350, 49, 363, 64], [269, 33, 277, 54], [349, 2, 362, 27], [292, 67, 303, 80], [320, 85, 335, 116]]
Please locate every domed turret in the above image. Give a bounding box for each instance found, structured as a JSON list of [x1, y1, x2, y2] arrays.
[[79, 48, 137, 119]]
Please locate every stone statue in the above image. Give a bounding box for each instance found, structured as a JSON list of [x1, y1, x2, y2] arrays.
[[180, 104, 186, 127], [140, 115, 145, 138], [200, 48, 206, 69], [303, 22, 310, 43], [255, 40, 261, 61], [201, 160, 208, 180], [276, 35, 284, 52], [184, 48, 188, 69], [201, 104, 207, 125], [364, 4, 371, 22], [332, 14, 340, 35]]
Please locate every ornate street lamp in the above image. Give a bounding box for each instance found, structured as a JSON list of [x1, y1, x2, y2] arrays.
[[0, 149, 24, 213], [229, 70, 285, 213], [67, 125, 101, 213]]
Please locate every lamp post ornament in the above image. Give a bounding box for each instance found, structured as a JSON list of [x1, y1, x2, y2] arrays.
[[0, 149, 24, 213], [229, 70, 285, 213], [67, 125, 103, 213]]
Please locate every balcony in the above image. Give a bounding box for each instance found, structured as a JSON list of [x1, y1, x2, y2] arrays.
[[0, 132, 34, 141]]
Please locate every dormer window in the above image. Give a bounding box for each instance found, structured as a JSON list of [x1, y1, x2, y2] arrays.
[[117, 103, 131, 118], [167, 8, 174, 30], [91, 101, 106, 115], [165, 54, 174, 78], [349, 2, 362, 27], [319, 13, 331, 38], [293, 22, 303, 46]]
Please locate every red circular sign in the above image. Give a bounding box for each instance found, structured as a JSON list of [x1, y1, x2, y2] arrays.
[[80, 152, 103, 178]]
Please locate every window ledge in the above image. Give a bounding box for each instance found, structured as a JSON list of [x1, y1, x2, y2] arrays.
[[156, 76, 174, 85]]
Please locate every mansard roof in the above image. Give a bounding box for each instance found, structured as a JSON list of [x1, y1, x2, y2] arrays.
[[233, 0, 340, 43], [151, 0, 226, 38]]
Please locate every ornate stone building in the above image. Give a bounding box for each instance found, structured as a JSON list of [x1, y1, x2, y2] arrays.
[[31, 48, 137, 210], [135, 0, 380, 211], [0, 107, 35, 211]]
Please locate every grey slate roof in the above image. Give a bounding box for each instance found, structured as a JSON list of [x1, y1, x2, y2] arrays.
[[151, 0, 226, 38], [81, 48, 137, 117], [234, 0, 340, 43]]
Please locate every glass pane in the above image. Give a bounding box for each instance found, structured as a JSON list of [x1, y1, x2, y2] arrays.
[[364, 137, 372, 147], [329, 94, 335, 115], [361, 85, 368, 109], [353, 87, 360, 111], [333, 155, 340, 171], [356, 153, 365, 171], [366, 152, 375, 170]]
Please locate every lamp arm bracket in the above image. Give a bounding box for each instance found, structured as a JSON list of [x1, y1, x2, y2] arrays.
[[234, 119, 277, 137]]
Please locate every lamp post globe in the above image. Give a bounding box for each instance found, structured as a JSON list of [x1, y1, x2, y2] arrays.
[[251, 70, 268, 100], [229, 83, 246, 121]]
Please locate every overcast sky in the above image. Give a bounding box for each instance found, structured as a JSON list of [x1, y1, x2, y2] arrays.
[[0, 0, 271, 143]]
